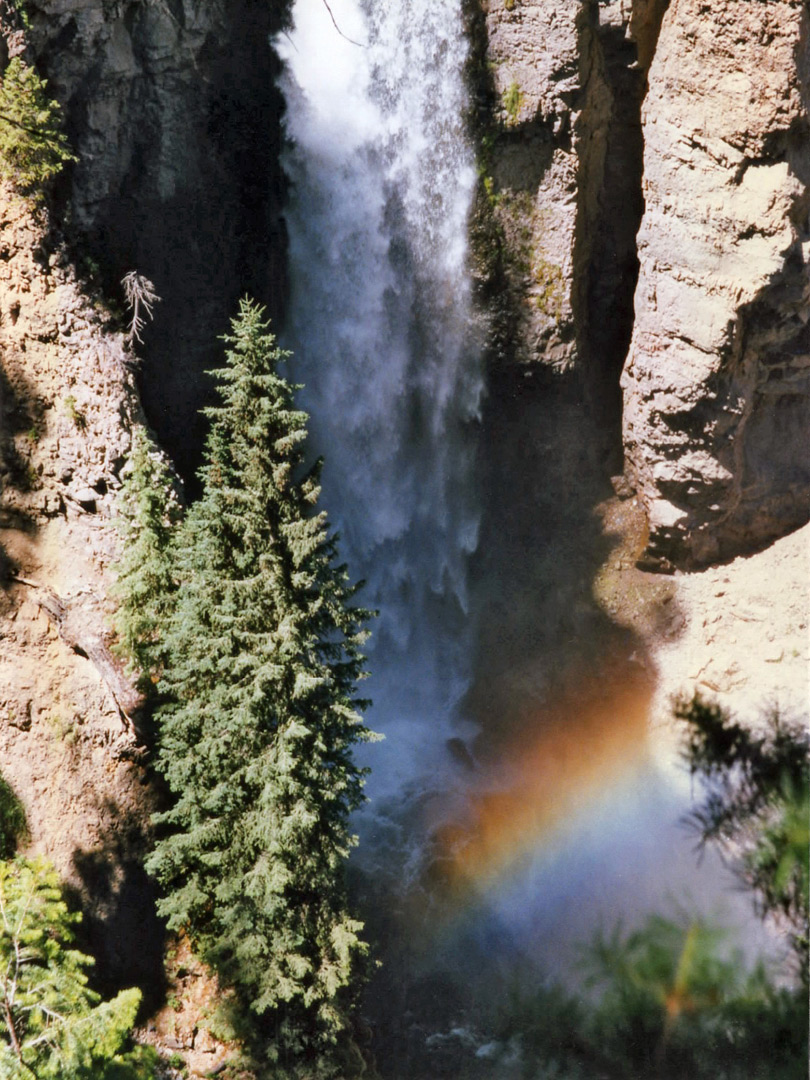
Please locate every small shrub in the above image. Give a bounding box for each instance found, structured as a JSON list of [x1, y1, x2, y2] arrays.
[[7, 0, 31, 29], [0, 58, 76, 192], [0, 856, 157, 1077], [0, 773, 27, 857], [502, 81, 524, 125], [63, 393, 86, 429], [532, 257, 565, 317], [21, 460, 40, 491]]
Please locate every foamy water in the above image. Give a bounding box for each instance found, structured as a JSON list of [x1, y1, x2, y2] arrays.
[[277, 0, 483, 804]]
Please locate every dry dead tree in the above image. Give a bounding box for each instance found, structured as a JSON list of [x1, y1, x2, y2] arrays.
[[121, 270, 160, 344]]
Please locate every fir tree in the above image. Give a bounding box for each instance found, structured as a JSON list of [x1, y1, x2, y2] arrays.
[[0, 856, 156, 1079], [111, 426, 180, 694], [146, 299, 376, 1072], [0, 58, 76, 193], [676, 694, 809, 978]]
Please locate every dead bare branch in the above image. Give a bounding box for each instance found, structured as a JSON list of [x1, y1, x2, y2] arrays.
[[320, 0, 365, 47], [121, 270, 160, 344]]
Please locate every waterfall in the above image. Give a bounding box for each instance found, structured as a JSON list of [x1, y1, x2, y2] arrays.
[[276, 0, 482, 812]]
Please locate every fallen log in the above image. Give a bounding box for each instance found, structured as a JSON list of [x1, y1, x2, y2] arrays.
[[11, 576, 146, 736]]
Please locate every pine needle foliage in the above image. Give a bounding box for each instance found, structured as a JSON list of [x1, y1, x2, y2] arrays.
[[0, 59, 76, 193], [493, 912, 807, 1080], [676, 694, 809, 977], [581, 912, 807, 1080], [0, 777, 26, 859], [0, 856, 157, 1079], [146, 298, 376, 1073], [111, 427, 181, 693]]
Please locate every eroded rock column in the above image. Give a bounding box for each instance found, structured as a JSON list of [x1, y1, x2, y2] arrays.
[[622, 0, 810, 566]]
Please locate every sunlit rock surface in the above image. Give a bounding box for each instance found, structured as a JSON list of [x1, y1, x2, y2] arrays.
[[621, 0, 810, 566]]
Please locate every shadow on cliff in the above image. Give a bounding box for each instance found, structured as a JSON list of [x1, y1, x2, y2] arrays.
[[49, 0, 291, 490], [65, 795, 166, 1015], [0, 359, 48, 534], [466, 363, 648, 754]]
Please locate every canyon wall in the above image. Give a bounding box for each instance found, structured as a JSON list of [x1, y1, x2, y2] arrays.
[[476, 0, 809, 563], [473, 0, 668, 450], [0, 0, 290, 1026], [23, 0, 291, 481], [622, 0, 810, 566], [0, 186, 163, 994]]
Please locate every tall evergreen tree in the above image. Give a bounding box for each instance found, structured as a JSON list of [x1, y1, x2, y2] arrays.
[[146, 299, 376, 1072], [111, 426, 180, 693]]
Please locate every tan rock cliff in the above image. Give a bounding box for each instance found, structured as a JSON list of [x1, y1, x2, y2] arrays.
[[475, 0, 808, 564], [621, 0, 810, 566], [0, 0, 290, 1048], [475, 0, 668, 448], [0, 186, 163, 994]]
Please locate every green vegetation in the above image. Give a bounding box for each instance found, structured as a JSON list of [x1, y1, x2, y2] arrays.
[[45, 710, 77, 747], [532, 256, 565, 317], [111, 427, 180, 693], [0, 856, 157, 1079], [0, 59, 75, 193], [502, 81, 524, 125], [0, 775, 26, 858], [145, 299, 376, 1075], [6, 0, 31, 29], [474, 132, 500, 211], [62, 395, 86, 430], [494, 912, 806, 1080], [677, 694, 809, 976]]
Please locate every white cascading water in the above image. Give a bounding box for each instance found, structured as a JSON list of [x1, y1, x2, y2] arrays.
[[276, 1, 482, 813]]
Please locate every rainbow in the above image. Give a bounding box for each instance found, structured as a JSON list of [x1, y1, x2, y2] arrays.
[[428, 664, 656, 908]]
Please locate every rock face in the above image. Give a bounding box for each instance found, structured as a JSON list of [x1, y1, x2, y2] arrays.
[[473, 0, 668, 453], [473, 0, 808, 565], [471, 0, 582, 371], [621, 0, 810, 566], [23, 0, 291, 481], [0, 186, 164, 997], [0, 0, 291, 1019]]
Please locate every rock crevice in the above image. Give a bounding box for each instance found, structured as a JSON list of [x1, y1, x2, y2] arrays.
[[25, 0, 292, 482], [473, 0, 808, 565]]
